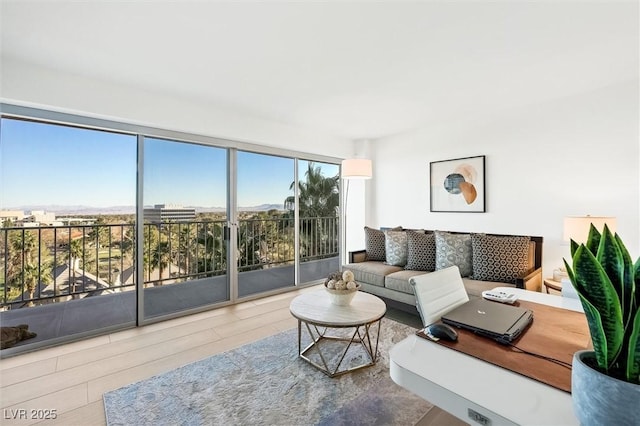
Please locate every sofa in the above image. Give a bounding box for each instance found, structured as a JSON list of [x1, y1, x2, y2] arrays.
[[343, 227, 543, 309]]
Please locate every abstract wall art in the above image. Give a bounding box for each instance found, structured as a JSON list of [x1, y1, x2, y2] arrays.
[[430, 155, 486, 212]]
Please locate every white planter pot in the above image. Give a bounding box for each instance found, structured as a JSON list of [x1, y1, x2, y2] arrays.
[[572, 350, 640, 426]]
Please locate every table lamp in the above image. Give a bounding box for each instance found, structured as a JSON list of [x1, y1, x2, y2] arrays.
[[563, 216, 617, 245]]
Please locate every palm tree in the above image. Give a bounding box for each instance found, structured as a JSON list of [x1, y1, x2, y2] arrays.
[[285, 162, 339, 259], [22, 263, 41, 307], [88, 218, 111, 248], [285, 162, 340, 218], [69, 239, 83, 295], [198, 222, 226, 276], [6, 230, 52, 306], [150, 240, 172, 285], [6, 230, 37, 299]]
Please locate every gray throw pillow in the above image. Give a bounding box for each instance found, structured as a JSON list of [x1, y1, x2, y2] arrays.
[[435, 231, 472, 277], [384, 230, 408, 266], [471, 234, 531, 283], [405, 231, 436, 271], [364, 226, 386, 261]]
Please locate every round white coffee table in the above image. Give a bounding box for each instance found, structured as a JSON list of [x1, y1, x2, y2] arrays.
[[289, 290, 386, 377]]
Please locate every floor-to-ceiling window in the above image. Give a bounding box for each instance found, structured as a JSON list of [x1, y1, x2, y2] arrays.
[[0, 108, 341, 356], [236, 151, 295, 298], [142, 138, 229, 319], [295, 160, 340, 283], [0, 117, 138, 350]]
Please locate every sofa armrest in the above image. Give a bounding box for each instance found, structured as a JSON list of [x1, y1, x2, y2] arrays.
[[349, 250, 367, 263], [515, 267, 542, 292]]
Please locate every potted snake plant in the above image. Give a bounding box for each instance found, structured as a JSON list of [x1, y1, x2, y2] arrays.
[[564, 224, 639, 425]]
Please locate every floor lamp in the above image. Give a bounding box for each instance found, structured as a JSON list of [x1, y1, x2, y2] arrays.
[[341, 159, 372, 264]]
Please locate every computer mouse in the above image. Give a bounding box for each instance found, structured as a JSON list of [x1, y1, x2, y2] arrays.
[[427, 323, 458, 341]]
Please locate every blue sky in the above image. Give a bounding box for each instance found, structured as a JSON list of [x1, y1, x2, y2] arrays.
[[0, 118, 338, 209]]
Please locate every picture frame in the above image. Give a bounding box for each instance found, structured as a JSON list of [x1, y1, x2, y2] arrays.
[[430, 155, 486, 213]]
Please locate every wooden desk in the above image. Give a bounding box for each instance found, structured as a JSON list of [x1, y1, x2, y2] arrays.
[[390, 288, 585, 426]]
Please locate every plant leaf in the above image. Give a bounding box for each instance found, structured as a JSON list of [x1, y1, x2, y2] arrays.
[[585, 224, 602, 256], [580, 292, 610, 370], [565, 258, 609, 370], [635, 257, 640, 308], [570, 239, 579, 258], [627, 308, 640, 384], [597, 228, 625, 318], [614, 233, 635, 325], [572, 244, 624, 369]]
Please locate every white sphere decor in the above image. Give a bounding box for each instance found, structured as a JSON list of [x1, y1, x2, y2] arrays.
[[324, 271, 361, 306]]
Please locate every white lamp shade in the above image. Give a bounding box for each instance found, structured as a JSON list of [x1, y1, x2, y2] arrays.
[[563, 216, 617, 244], [341, 159, 372, 179]]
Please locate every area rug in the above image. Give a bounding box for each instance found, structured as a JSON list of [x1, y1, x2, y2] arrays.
[[103, 318, 432, 425]]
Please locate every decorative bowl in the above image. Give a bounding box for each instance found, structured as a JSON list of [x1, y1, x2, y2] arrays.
[[325, 283, 361, 306]]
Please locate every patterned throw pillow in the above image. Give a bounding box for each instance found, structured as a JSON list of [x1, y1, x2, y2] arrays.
[[364, 226, 386, 261], [384, 230, 408, 266], [471, 234, 531, 283], [405, 231, 436, 271], [435, 231, 473, 277]]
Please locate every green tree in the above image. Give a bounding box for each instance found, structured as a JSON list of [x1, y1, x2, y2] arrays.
[[69, 238, 83, 295], [285, 162, 339, 259], [198, 222, 226, 275], [177, 223, 197, 276], [88, 218, 111, 248], [285, 162, 340, 218], [20, 261, 52, 306], [150, 240, 172, 285], [6, 230, 52, 306]]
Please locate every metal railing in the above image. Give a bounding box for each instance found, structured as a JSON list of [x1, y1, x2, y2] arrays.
[[1, 216, 339, 308]]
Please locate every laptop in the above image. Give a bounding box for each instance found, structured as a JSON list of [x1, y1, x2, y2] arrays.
[[441, 298, 534, 343]]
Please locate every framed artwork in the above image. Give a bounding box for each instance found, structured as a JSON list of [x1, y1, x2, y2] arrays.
[[430, 155, 486, 212]]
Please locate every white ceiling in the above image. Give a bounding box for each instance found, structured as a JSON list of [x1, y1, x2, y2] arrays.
[[1, 1, 637, 140]]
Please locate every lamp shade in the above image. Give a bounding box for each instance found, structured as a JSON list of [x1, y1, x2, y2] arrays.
[[563, 216, 617, 244], [341, 158, 372, 179]]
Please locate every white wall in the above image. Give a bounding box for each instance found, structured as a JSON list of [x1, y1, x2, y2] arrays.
[[368, 80, 639, 278], [0, 57, 352, 157]]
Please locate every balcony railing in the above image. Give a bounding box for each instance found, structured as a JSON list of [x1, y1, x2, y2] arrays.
[[1, 216, 339, 309]]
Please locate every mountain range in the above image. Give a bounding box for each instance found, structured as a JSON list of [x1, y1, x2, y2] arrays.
[[6, 204, 286, 215]]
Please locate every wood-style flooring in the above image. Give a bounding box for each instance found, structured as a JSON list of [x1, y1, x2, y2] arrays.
[[0, 285, 465, 425]]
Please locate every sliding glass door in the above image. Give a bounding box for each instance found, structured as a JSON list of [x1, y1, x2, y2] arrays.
[[0, 117, 138, 352], [296, 160, 340, 282], [142, 138, 229, 320], [236, 151, 295, 298], [0, 106, 342, 355]]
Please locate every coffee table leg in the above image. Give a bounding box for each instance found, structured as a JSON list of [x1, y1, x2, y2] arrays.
[[355, 319, 382, 363], [298, 319, 383, 377]]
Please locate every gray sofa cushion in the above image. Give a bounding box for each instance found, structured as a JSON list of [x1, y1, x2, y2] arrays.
[[384, 230, 408, 266], [435, 231, 472, 277], [343, 261, 403, 287], [471, 234, 531, 283], [385, 270, 429, 294], [405, 231, 436, 271]]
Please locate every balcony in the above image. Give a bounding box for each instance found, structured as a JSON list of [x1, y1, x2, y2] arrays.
[[0, 216, 339, 355]]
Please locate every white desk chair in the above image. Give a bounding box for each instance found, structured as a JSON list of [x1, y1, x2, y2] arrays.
[[409, 266, 469, 326]]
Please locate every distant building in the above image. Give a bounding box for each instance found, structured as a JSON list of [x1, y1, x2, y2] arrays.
[[0, 210, 25, 226], [19, 210, 61, 226], [144, 204, 196, 223], [57, 217, 96, 226]]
